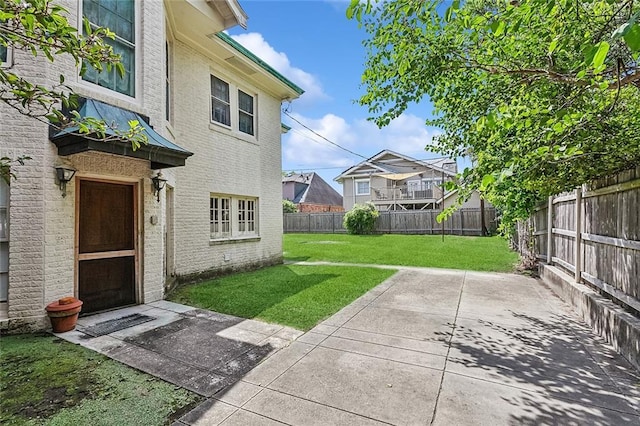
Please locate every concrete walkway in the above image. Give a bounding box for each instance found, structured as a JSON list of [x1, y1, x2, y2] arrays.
[[58, 267, 640, 425], [58, 301, 304, 397]]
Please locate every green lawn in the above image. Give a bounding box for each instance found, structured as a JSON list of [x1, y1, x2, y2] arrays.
[[168, 264, 395, 331], [284, 234, 519, 272], [169, 234, 518, 331], [0, 334, 202, 426]]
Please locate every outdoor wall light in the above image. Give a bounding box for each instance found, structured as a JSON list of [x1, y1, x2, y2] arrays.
[[151, 171, 167, 202], [55, 166, 76, 197]]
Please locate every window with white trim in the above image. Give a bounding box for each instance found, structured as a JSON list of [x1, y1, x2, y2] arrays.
[[210, 75, 257, 136], [82, 0, 135, 96], [355, 179, 370, 195], [211, 76, 231, 126], [0, 180, 8, 303], [210, 196, 231, 238], [210, 194, 258, 240], [0, 44, 11, 67], [237, 198, 256, 234], [238, 90, 254, 135]]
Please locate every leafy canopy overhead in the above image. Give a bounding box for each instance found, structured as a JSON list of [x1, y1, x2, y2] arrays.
[[347, 0, 640, 232], [0, 0, 146, 181]]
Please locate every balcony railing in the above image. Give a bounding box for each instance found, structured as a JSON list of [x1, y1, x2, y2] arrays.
[[372, 185, 442, 201]]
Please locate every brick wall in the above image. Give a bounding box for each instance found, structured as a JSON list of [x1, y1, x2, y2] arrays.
[[1, 30, 50, 330], [1, 0, 289, 331], [299, 203, 345, 213], [1, 0, 166, 331], [171, 40, 285, 279]]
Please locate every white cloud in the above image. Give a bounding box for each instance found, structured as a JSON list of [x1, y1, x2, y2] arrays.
[[351, 114, 441, 156], [229, 33, 328, 103], [284, 114, 357, 170], [283, 112, 442, 173]]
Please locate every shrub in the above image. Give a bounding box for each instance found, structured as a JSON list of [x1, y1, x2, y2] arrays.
[[343, 202, 379, 234], [282, 199, 298, 213]]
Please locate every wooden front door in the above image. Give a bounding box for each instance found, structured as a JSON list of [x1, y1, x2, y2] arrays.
[[78, 180, 137, 313]]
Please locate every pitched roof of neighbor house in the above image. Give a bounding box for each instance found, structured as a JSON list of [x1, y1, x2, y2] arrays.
[[283, 172, 343, 206], [334, 149, 457, 182]]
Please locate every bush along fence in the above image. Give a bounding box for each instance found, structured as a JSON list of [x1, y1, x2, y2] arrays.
[[284, 207, 497, 236], [514, 167, 640, 315]]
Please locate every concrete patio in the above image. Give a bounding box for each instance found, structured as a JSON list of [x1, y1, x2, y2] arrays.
[[57, 267, 640, 425]]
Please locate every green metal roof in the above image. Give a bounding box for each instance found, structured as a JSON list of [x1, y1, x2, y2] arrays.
[[215, 32, 304, 96], [50, 98, 193, 169]]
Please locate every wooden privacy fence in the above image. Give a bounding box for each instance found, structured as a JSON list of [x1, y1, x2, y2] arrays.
[[517, 167, 640, 313], [284, 208, 497, 236]]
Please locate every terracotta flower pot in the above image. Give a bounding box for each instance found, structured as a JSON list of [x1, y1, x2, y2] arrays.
[[45, 297, 83, 333]]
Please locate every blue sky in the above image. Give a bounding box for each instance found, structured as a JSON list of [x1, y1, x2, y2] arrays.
[[227, 0, 448, 193]]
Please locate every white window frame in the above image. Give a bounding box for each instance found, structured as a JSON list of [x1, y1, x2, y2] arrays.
[[237, 197, 256, 235], [210, 195, 231, 239], [211, 75, 231, 128], [355, 179, 370, 196], [0, 45, 12, 67], [210, 73, 258, 139], [79, 0, 139, 100], [237, 89, 254, 136], [210, 193, 259, 241]]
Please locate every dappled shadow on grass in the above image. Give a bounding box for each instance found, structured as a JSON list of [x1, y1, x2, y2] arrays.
[[173, 266, 338, 319], [436, 313, 640, 425], [169, 264, 395, 331]]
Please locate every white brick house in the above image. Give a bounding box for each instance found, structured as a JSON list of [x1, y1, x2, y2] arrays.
[[0, 0, 303, 331]]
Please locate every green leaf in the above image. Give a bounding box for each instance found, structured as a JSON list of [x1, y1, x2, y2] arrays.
[[490, 21, 506, 37], [536, 146, 550, 155], [548, 39, 558, 54], [445, 0, 459, 22], [346, 0, 357, 20], [486, 112, 496, 128], [480, 174, 495, 190], [591, 41, 610, 69], [583, 44, 598, 65], [552, 122, 564, 132], [612, 22, 630, 39], [623, 23, 640, 51], [24, 13, 35, 31]]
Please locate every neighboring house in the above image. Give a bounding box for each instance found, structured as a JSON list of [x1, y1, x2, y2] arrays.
[[335, 150, 487, 211], [0, 0, 303, 330], [282, 172, 344, 212]]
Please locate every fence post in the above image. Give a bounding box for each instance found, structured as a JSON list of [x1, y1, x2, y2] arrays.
[[480, 198, 486, 236], [574, 187, 582, 283], [429, 211, 433, 234], [547, 196, 553, 264], [460, 210, 464, 236], [308, 213, 311, 233]]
